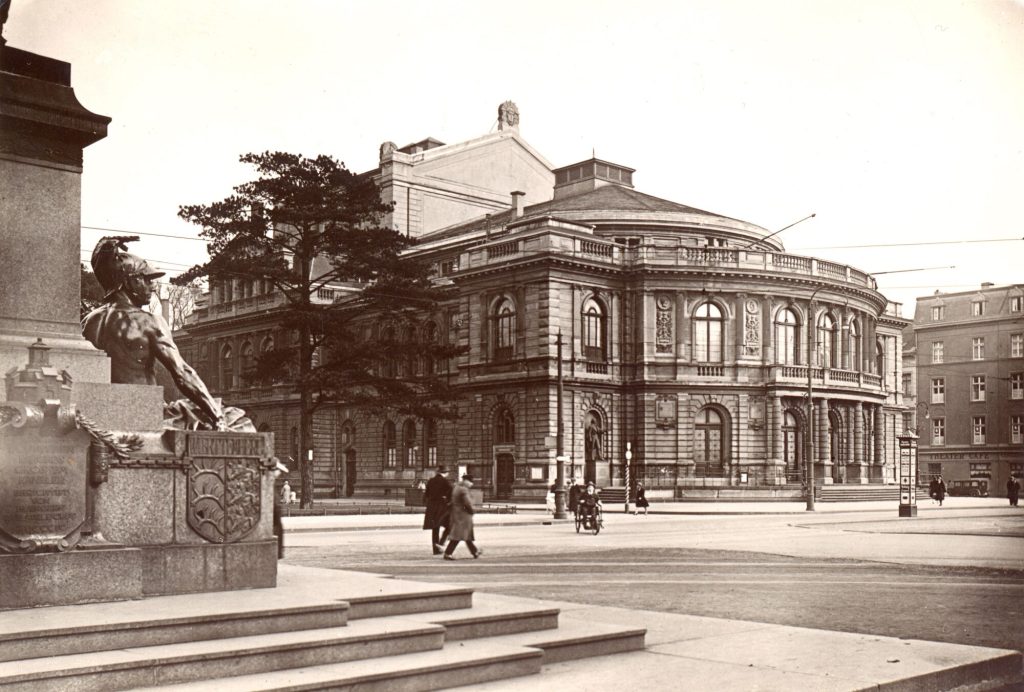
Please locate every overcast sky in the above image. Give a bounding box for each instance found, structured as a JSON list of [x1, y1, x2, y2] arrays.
[[8, 0, 1023, 316]]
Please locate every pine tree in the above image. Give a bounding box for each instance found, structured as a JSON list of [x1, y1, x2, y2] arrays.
[[176, 152, 463, 507]]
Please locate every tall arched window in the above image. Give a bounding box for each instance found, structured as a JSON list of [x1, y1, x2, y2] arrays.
[[848, 320, 861, 371], [582, 297, 606, 360], [694, 407, 726, 475], [240, 341, 254, 383], [775, 308, 799, 365], [782, 410, 800, 478], [381, 325, 396, 377], [496, 408, 515, 445], [493, 297, 516, 360], [402, 419, 417, 467], [383, 421, 397, 467], [875, 339, 885, 376], [693, 302, 724, 363], [422, 321, 439, 375], [817, 313, 837, 368], [220, 344, 234, 390]]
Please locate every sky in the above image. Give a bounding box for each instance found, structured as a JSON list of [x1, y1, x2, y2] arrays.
[[7, 0, 1023, 317]]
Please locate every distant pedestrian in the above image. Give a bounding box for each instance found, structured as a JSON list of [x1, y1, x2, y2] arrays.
[[280, 479, 292, 505], [423, 465, 452, 555], [444, 474, 482, 560], [568, 478, 583, 514], [929, 477, 939, 504], [545, 482, 556, 514], [934, 475, 947, 507], [1007, 475, 1020, 507], [633, 481, 649, 516]]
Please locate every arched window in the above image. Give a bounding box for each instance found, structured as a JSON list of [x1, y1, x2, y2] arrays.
[[817, 313, 837, 368], [875, 339, 885, 376], [425, 418, 438, 467], [694, 407, 726, 476], [775, 308, 799, 365], [383, 420, 396, 467], [493, 297, 516, 360], [495, 408, 515, 445], [848, 320, 861, 371], [693, 302, 724, 363], [220, 344, 234, 390], [402, 419, 417, 467], [240, 341, 254, 383], [381, 325, 396, 378], [581, 297, 606, 361], [422, 321, 439, 375], [782, 410, 800, 478]]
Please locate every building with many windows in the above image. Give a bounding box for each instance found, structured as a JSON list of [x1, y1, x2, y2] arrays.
[[911, 284, 1024, 496], [176, 103, 909, 501]]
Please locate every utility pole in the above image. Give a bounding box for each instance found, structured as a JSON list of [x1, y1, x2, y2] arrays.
[[806, 291, 818, 511], [553, 330, 567, 519]]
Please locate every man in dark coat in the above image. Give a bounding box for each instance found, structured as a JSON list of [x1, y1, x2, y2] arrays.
[[1007, 475, 1020, 507], [423, 465, 452, 554], [443, 474, 482, 560]]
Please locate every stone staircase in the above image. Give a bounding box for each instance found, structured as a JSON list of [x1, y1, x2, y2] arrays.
[[599, 487, 627, 503], [817, 484, 900, 502], [0, 564, 645, 691]]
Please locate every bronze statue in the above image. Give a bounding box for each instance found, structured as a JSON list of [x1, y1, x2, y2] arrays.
[[82, 236, 228, 430]]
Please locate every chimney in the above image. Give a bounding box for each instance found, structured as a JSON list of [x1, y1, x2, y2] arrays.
[[511, 191, 526, 218]]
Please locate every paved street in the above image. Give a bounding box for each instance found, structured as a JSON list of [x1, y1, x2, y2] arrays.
[[284, 505, 1024, 657]]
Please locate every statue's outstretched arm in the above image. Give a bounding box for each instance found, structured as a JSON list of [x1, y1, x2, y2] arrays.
[[148, 314, 224, 428]]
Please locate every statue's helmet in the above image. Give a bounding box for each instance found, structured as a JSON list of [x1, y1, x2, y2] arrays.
[[90, 236, 165, 299]]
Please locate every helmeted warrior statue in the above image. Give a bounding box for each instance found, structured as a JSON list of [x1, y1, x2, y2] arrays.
[[82, 236, 252, 431]]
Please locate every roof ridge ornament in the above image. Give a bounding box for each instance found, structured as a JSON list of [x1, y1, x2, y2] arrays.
[[498, 100, 519, 131]]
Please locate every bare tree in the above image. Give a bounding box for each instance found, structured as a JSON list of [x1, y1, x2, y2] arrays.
[[163, 279, 202, 331]]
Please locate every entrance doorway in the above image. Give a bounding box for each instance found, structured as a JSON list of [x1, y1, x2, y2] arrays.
[[496, 453, 514, 499], [344, 450, 357, 497]]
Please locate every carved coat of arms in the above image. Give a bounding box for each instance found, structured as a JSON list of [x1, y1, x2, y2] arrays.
[[187, 457, 262, 543]]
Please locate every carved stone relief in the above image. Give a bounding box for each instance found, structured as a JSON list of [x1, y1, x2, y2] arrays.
[[656, 295, 673, 353]]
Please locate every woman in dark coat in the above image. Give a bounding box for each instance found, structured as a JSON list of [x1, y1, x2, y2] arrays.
[[633, 481, 650, 516], [443, 474, 481, 560], [934, 475, 947, 506], [422, 465, 452, 554]]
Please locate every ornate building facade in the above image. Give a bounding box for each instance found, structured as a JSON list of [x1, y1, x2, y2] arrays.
[[176, 104, 909, 500]]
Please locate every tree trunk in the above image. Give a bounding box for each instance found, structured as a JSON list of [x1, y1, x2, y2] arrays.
[[298, 253, 315, 509]]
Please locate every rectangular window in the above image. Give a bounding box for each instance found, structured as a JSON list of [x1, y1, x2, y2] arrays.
[[972, 337, 985, 360], [1012, 333, 1023, 358], [971, 375, 986, 402], [931, 377, 945, 404], [972, 301, 985, 316], [931, 341, 944, 364], [902, 373, 912, 395], [972, 416, 986, 445], [902, 412, 913, 433], [1012, 373, 1023, 400], [931, 305, 944, 320], [970, 462, 991, 478], [931, 418, 945, 446], [387, 449, 396, 467], [1012, 416, 1023, 444], [1011, 296, 1022, 312]]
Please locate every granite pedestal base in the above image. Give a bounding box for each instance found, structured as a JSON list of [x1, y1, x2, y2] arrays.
[[141, 540, 278, 596], [0, 548, 143, 610]]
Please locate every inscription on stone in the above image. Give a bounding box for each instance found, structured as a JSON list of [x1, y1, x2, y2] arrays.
[[0, 433, 87, 548], [188, 434, 266, 458]]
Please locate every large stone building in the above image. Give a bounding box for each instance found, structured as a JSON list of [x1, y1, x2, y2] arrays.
[[910, 284, 1024, 497], [177, 103, 909, 501]]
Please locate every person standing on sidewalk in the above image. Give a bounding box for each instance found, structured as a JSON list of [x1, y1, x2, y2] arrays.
[[633, 481, 649, 516], [934, 475, 947, 507], [272, 459, 288, 560], [423, 465, 452, 555], [1007, 474, 1020, 507], [444, 474, 482, 560]]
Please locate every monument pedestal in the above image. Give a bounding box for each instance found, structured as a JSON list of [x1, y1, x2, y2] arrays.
[[0, 548, 143, 609]]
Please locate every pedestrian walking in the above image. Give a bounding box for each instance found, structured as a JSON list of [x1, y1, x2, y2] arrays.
[[443, 474, 482, 560], [633, 481, 649, 516], [423, 465, 452, 555], [1007, 474, 1021, 507], [928, 477, 939, 504], [934, 475, 947, 507]]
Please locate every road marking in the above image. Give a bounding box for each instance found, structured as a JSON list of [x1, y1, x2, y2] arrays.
[[404, 578, 1024, 588]]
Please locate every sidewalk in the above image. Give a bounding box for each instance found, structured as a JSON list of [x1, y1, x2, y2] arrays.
[[283, 496, 1015, 532]]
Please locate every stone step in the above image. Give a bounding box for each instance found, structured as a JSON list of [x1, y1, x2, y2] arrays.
[[0, 619, 445, 692], [818, 485, 900, 502], [133, 639, 544, 692], [378, 597, 560, 641], [488, 616, 647, 664]]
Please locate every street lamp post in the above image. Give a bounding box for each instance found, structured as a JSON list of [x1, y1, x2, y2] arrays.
[[553, 330, 567, 520], [805, 289, 822, 512], [624, 442, 632, 514]]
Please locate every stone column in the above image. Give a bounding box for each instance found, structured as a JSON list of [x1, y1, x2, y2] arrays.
[[817, 398, 832, 484], [853, 402, 864, 467], [872, 405, 885, 482], [846, 403, 863, 483]]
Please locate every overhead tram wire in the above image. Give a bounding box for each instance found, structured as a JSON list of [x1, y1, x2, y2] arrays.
[[81, 225, 207, 242], [794, 237, 1023, 250]]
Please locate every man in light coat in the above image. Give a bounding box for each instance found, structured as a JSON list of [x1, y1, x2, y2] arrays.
[[443, 474, 482, 560]]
